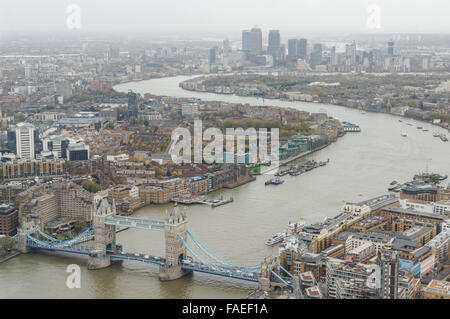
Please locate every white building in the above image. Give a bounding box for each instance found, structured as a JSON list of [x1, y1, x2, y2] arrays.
[[15, 123, 35, 160]]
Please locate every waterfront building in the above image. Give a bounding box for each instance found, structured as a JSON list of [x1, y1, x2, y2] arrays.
[[0, 203, 18, 236], [400, 184, 439, 202], [188, 175, 209, 195], [21, 182, 94, 233]]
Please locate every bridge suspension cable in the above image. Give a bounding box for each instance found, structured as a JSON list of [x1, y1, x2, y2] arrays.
[[36, 224, 94, 244], [277, 263, 294, 278], [270, 269, 292, 288], [177, 234, 232, 274], [186, 230, 260, 271]]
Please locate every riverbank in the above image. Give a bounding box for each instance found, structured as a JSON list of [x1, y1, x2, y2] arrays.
[[179, 76, 450, 133], [0, 250, 21, 264]]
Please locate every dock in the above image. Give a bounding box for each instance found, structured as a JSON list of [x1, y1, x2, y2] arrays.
[[171, 195, 234, 208]]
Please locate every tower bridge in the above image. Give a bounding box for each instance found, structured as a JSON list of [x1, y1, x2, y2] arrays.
[[15, 199, 294, 290]]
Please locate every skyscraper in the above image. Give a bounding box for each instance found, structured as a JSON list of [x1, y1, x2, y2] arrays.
[[298, 38, 308, 60], [268, 30, 280, 54], [288, 39, 298, 57], [310, 43, 323, 69], [128, 91, 138, 118], [268, 30, 281, 66], [242, 30, 251, 52], [388, 39, 395, 56], [13, 123, 36, 160], [250, 26, 262, 55], [209, 47, 217, 65], [223, 39, 231, 55], [330, 46, 336, 65], [377, 244, 399, 299]]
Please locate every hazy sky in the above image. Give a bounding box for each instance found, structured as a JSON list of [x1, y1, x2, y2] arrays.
[[0, 0, 449, 34]]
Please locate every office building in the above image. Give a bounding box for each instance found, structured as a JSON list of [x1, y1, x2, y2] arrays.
[[268, 30, 281, 66], [66, 143, 89, 161], [127, 91, 138, 118], [330, 46, 337, 65], [310, 44, 323, 69], [209, 47, 217, 65], [298, 38, 308, 60], [250, 26, 262, 55], [268, 30, 280, 54], [388, 39, 395, 56], [242, 30, 251, 52], [288, 39, 298, 57], [223, 39, 231, 54], [9, 123, 38, 160], [43, 136, 70, 159]]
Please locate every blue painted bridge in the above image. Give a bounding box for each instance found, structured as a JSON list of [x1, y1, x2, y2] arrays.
[[18, 204, 292, 288]]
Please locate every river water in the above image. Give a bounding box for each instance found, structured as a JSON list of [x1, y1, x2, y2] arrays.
[[1, 75, 449, 299]]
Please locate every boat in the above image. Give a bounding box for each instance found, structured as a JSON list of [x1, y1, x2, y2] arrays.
[[390, 180, 398, 185], [440, 134, 448, 142], [417, 126, 423, 130], [433, 132, 440, 137], [401, 133, 407, 137], [271, 178, 284, 185], [423, 129, 429, 132], [399, 120, 403, 122], [388, 184, 402, 192], [265, 178, 284, 185], [265, 233, 285, 246]]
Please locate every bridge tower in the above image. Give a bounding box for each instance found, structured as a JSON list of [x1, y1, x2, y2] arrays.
[[87, 198, 117, 270], [258, 256, 278, 291], [16, 221, 38, 253], [159, 204, 192, 281]]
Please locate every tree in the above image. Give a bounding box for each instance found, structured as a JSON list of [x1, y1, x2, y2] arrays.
[[74, 219, 89, 234], [82, 180, 101, 193], [0, 236, 16, 256]]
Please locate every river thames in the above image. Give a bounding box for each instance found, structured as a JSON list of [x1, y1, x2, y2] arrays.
[[1, 75, 449, 298]]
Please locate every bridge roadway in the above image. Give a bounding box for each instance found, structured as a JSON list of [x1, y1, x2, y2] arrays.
[[180, 260, 259, 282], [110, 252, 167, 267], [26, 239, 93, 255], [104, 215, 165, 231]]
